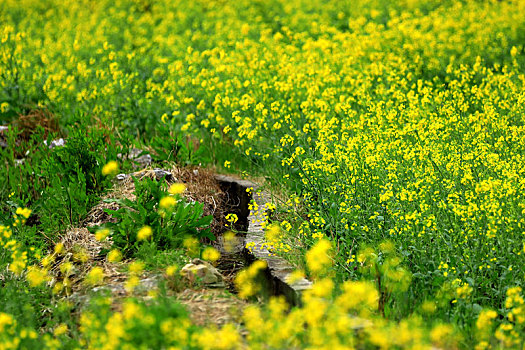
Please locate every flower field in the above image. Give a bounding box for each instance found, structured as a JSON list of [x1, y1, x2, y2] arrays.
[[1, 0, 525, 348]]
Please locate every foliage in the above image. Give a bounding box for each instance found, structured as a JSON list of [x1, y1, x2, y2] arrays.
[[1, 0, 525, 347], [100, 176, 213, 257]]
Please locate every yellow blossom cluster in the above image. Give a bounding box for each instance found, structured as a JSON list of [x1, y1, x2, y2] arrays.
[[2, 0, 525, 346]]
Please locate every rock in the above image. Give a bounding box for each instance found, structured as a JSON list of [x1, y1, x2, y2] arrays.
[[128, 148, 152, 168], [127, 148, 142, 158], [116, 173, 129, 181], [134, 154, 152, 167], [181, 259, 224, 285], [115, 168, 173, 183], [152, 168, 173, 181], [117, 148, 152, 168]]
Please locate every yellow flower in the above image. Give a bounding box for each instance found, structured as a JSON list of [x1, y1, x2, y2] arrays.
[[54, 242, 64, 255], [137, 225, 152, 241], [26, 266, 47, 287], [0, 313, 15, 333], [41, 254, 54, 268], [421, 300, 437, 314], [95, 228, 111, 241], [235, 260, 267, 298], [306, 239, 333, 275], [128, 261, 145, 275], [0, 102, 9, 113], [225, 213, 238, 224], [166, 265, 178, 277], [159, 196, 176, 209], [265, 223, 281, 242], [477, 309, 498, 330], [125, 275, 140, 293], [430, 324, 453, 345], [308, 278, 334, 298], [52, 282, 63, 295], [53, 323, 68, 337], [85, 266, 104, 286], [168, 183, 186, 195], [286, 270, 305, 284], [15, 207, 32, 219], [183, 236, 199, 257], [224, 160, 231, 168], [202, 247, 221, 262], [123, 301, 140, 320], [107, 249, 122, 263], [101, 161, 119, 176], [73, 248, 89, 263], [223, 231, 237, 253], [196, 323, 241, 349], [60, 261, 73, 275], [336, 280, 378, 311], [9, 258, 26, 275]]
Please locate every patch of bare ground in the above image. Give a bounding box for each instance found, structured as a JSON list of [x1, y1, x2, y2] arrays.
[[177, 289, 247, 327]]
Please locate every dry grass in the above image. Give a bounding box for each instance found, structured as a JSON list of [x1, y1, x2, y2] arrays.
[[177, 288, 247, 327], [169, 166, 228, 236], [13, 109, 59, 141]]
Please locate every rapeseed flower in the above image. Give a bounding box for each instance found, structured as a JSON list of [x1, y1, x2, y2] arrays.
[[166, 265, 178, 277], [101, 161, 119, 176], [202, 247, 220, 262], [54, 243, 64, 255], [128, 261, 145, 275], [53, 324, 68, 337], [26, 266, 47, 287], [159, 196, 176, 209], [306, 239, 332, 275], [137, 226, 152, 241], [85, 266, 104, 286], [95, 228, 110, 241], [168, 183, 186, 195], [107, 249, 122, 263], [15, 207, 31, 219]]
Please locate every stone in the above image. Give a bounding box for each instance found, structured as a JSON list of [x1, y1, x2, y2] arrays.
[[116, 173, 129, 181], [128, 148, 152, 168], [152, 168, 173, 181], [216, 175, 313, 306], [181, 259, 224, 285], [134, 154, 152, 167], [115, 168, 173, 182]]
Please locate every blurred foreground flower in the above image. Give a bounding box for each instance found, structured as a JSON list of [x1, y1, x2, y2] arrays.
[[306, 239, 333, 275], [102, 161, 119, 176], [137, 226, 152, 241], [107, 249, 122, 263], [169, 183, 186, 195], [85, 267, 104, 286], [202, 247, 221, 262]]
